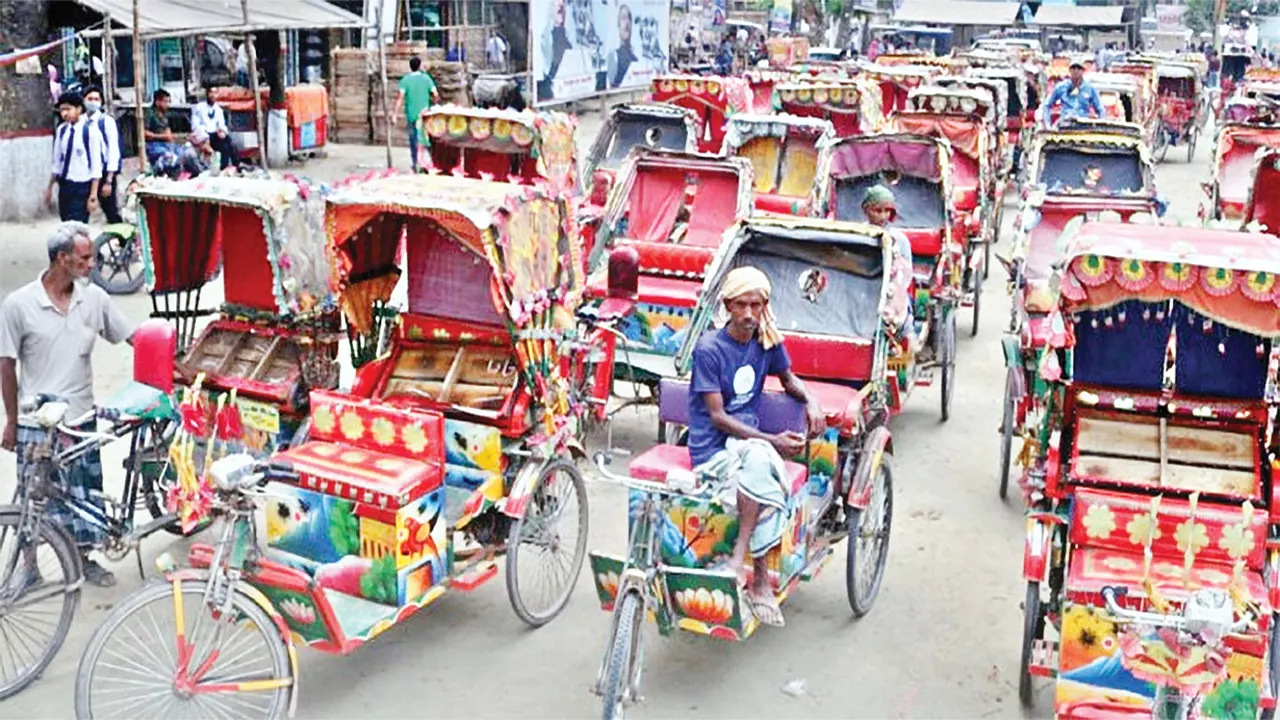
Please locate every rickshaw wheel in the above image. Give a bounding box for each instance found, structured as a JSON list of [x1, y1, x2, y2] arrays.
[[91, 229, 145, 295], [998, 369, 1017, 500], [600, 591, 642, 720], [1156, 128, 1170, 164], [506, 458, 589, 627], [939, 311, 957, 422], [1188, 128, 1197, 164], [846, 461, 893, 618], [1019, 581, 1045, 708]]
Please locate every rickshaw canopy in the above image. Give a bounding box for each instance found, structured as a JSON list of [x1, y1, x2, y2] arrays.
[[721, 114, 836, 207], [136, 175, 333, 318], [420, 105, 578, 190], [824, 134, 954, 229], [774, 80, 885, 137], [1028, 129, 1156, 198], [905, 85, 999, 125], [326, 172, 583, 334], [674, 216, 905, 375], [595, 149, 756, 255], [1058, 223, 1280, 338], [587, 103, 700, 178]]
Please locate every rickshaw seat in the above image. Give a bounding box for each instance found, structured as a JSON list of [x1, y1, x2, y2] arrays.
[[628, 379, 808, 493], [624, 240, 716, 278], [636, 275, 703, 308], [628, 444, 809, 497], [952, 186, 979, 212], [903, 228, 944, 257], [272, 392, 447, 502], [754, 194, 810, 216], [764, 376, 865, 430], [775, 335, 874, 384], [274, 441, 444, 503]]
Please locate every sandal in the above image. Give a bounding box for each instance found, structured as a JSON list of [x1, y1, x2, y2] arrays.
[[748, 591, 785, 628]]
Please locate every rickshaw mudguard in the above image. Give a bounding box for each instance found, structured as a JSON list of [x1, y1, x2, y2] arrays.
[[502, 456, 552, 520], [164, 567, 301, 717], [846, 425, 891, 510], [1001, 334, 1023, 370], [1022, 512, 1061, 583]]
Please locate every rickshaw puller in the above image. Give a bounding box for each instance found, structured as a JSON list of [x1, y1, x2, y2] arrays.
[[688, 267, 824, 627], [1040, 61, 1104, 127]]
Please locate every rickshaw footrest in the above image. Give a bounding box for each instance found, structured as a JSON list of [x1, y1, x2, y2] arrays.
[[1029, 638, 1058, 677], [451, 561, 498, 591]]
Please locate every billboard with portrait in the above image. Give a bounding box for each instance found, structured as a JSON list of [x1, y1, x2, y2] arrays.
[[533, 0, 670, 104]]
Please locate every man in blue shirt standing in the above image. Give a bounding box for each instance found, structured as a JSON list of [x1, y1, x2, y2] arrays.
[[687, 266, 824, 627], [1041, 60, 1105, 127]]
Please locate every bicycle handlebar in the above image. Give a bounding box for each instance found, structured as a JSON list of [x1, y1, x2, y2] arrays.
[[1100, 586, 1255, 636]]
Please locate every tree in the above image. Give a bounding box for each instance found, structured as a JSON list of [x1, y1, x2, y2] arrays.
[[0, 0, 52, 137], [1183, 0, 1251, 36]]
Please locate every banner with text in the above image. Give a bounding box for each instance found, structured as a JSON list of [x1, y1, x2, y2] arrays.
[[533, 0, 671, 104]]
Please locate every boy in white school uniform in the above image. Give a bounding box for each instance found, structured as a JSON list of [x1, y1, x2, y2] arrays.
[[44, 92, 103, 223], [82, 86, 122, 224], [190, 83, 238, 169]]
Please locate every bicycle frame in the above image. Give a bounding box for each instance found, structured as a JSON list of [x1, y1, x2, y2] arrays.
[[16, 417, 176, 550]]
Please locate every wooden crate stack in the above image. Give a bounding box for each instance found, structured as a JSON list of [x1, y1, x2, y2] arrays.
[[373, 42, 471, 147], [332, 48, 373, 144]]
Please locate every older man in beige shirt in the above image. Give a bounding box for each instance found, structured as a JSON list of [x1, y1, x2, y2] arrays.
[[0, 222, 135, 586]]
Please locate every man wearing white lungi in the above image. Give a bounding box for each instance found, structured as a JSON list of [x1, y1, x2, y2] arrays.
[[688, 267, 824, 627]]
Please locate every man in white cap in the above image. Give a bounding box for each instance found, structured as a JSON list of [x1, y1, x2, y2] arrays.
[[687, 266, 824, 627]]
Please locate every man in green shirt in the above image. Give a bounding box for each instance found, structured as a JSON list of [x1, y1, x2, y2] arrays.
[[395, 56, 440, 172]]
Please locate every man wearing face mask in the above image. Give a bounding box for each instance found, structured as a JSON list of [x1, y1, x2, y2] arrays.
[[82, 87, 122, 225], [0, 223, 136, 588]]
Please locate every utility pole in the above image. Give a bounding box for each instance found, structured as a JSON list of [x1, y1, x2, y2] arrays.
[[132, 0, 146, 170], [241, 0, 269, 168], [1213, 0, 1228, 51]]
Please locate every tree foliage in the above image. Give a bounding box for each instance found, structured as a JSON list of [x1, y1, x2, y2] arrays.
[[1184, 0, 1253, 36]]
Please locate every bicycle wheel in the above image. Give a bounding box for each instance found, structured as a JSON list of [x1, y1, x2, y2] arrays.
[[506, 458, 589, 627], [0, 506, 80, 700], [846, 461, 893, 618], [75, 581, 292, 719], [600, 591, 642, 720]]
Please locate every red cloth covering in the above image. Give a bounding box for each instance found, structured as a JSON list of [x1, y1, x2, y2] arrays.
[[142, 196, 221, 293], [220, 206, 276, 312]]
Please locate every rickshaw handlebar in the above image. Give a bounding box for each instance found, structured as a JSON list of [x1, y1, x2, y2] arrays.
[[1100, 586, 1254, 635], [592, 451, 714, 499]]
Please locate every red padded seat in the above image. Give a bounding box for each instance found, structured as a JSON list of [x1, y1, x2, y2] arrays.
[[778, 334, 873, 383], [274, 442, 443, 508], [952, 185, 979, 212], [764, 376, 863, 428], [754, 194, 810, 216], [905, 229, 944, 257], [637, 275, 703, 307], [629, 444, 809, 496], [626, 241, 716, 278]]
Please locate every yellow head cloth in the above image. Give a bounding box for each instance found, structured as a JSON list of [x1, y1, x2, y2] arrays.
[[720, 266, 783, 350]]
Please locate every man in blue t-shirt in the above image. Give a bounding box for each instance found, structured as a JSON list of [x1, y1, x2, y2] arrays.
[[1040, 61, 1104, 128], [688, 266, 823, 626]]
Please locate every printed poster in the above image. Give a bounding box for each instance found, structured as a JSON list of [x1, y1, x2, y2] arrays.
[[533, 0, 671, 104]]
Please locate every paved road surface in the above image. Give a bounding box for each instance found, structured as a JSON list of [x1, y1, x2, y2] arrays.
[[0, 119, 1214, 718]]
